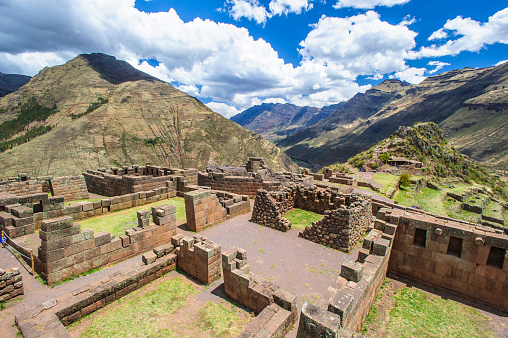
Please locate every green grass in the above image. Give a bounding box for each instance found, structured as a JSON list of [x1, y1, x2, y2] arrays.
[[443, 197, 482, 223], [76, 276, 195, 338], [372, 173, 399, 195], [386, 288, 493, 337], [284, 208, 323, 229], [79, 198, 186, 236], [395, 187, 447, 216], [483, 201, 504, 220], [198, 301, 251, 337]]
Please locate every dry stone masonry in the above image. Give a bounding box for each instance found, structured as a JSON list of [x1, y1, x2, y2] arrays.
[[300, 194, 372, 252], [0, 268, 24, 302]]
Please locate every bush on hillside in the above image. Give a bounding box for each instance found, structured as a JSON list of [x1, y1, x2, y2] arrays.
[[399, 173, 412, 188]]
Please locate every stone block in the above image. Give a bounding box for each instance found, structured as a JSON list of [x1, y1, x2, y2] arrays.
[[373, 238, 390, 256], [142, 251, 157, 265], [10, 205, 33, 218], [340, 260, 364, 282], [94, 231, 112, 247]]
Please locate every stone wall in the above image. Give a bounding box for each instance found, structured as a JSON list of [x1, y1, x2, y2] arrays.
[[172, 234, 221, 284], [0, 174, 48, 196], [16, 253, 177, 337], [83, 170, 179, 197], [198, 172, 282, 198], [50, 176, 89, 202], [37, 201, 177, 285], [222, 246, 298, 337], [184, 190, 249, 232], [0, 268, 24, 302], [297, 226, 393, 337], [384, 207, 508, 312], [299, 194, 372, 252], [0, 198, 35, 238], [251, 189, 293, 232]]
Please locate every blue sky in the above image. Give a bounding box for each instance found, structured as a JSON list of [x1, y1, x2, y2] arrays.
[[0, 0, 507, 117]]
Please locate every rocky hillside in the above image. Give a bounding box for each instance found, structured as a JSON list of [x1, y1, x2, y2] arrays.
[[0, 72, 31, 97], [0, 53, 296, 177], [350, 122, 507, 199], [278, 64, 508, 174], [230, 102, 341, 141]]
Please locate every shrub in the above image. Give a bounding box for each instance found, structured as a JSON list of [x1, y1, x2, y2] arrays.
[[371, 163, 379, 169], [378, 153, 390, 163], [399, 173, 412, 188]]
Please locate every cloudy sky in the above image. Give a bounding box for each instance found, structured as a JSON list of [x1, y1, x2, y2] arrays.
[[1, 0, 507, 117]]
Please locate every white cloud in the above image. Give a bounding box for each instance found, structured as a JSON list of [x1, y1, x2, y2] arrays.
[[415, 7, 508, 58], [428, 28, 448, 41], [299, 11, 417, 78], [496, 60, 508, 66], [400, 15, 416, 26], [225, 0, 271, 25], [269, 0, 313, 16], [0, 1, 420, 116], [333, 0, 410, 9], [206, 101, 241, 118], [427, 61, 450, 74], [391, 67, 426, 84]]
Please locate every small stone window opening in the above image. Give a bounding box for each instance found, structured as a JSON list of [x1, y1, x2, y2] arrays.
[[413, 228, 427, 248], [447, 236, 463, 258], [487, 246, 505, 269]]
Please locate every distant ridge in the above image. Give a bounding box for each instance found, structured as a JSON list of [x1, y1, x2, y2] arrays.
[[230, 102, 342, 141], [0, 72, 31, 97]]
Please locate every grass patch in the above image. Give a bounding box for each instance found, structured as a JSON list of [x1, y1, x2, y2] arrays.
[[79, 198, 186, 236], [75, 276, 195, 338], [373, 173, 399, 195], [284, 208, 323, 229], [386, 288, 493, 337], [395, 187, 447, 216], [198, 301, 252, 337]]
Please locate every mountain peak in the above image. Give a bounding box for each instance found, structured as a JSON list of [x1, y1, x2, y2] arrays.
[[76, 53, 160, 84]]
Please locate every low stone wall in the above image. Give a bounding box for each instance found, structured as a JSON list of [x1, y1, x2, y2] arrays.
[[50, 175, 89, 202], [83, 170, 179, 197], [0, 203, 35, 238], [299, 194, 372, 252], [483, 215, 505, 226], [297, 226, 393, 337], [172, 234, 221, 284], [251, 189, 293, 232], [198, 172, 281, 198], [222, 246, 298, 337], [16, 253, 177, 337], [64, 185, 174, 222], [0, 174, 89, 203], [0, 268, 24, 302], [184, 189, 250, 232], [329, 176, 358, 188], [37, 201, 177, 285], [384, 207, 508, 312], [358, 181, 380, 192]]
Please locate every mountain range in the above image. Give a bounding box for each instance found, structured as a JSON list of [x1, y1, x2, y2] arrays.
[[0, 53, 296, 177], [230, 102, 341, 141], [276, 64, 508, 175]]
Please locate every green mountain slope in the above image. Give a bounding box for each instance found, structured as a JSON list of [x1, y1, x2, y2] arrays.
[[0, 53, 296, 177]]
